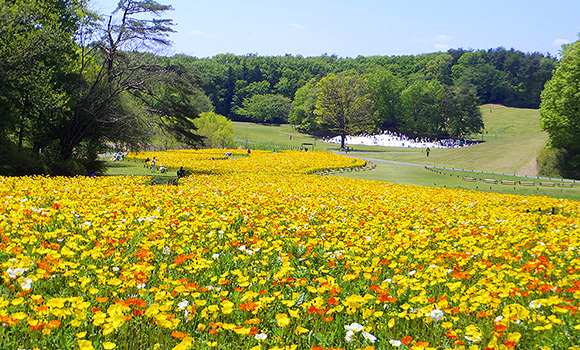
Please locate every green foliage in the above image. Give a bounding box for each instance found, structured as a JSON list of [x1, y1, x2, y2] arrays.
[[426, 53, 453, 85], [0, 137, 48, 176], [237, 94, 291, 123], [540, 36, 580, 179], [289, 80, 325, 134], [178, 49, 555, 124], [0, 0, 80, 152], [194, 112, 236, 149], [366, 68, 405, 129], [452, 51, 509, 104], [537, 147, 566, 178], [0, 0, 213, 174], [442, 83, 484, 136], [401, 80, 446, 136], [315, 74, 376, 148]]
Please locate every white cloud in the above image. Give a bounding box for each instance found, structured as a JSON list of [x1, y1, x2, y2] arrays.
[[435, 34, 452, 42], [290, 23, 305, 30], [434, 43, 450, 51], [413, 34, 453, 44], [552, 38, 570, 46], [190, 30, 208, 37]]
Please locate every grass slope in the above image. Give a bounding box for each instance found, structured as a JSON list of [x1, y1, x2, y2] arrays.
[[230, 105, 580, 200], [344, 104, 547, 175]]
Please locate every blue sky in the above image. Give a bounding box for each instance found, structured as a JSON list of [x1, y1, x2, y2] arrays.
[[91, 0, 580, 58]]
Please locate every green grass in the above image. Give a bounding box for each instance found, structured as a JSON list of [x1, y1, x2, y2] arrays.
[[105, 159, 178, 185], [340, 105, 546, 175], [233, 122, 322, 151]]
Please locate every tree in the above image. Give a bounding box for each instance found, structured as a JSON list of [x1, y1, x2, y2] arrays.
[[442, 83, 483, 136], [426, 53, 453, 85], [400, 80, 445, 137], [194, 112, 236, 149], [0, 0, 80, 152], [540, 36, 580, 178], [58, 0, 209, 159], [452, 51, 509, 105], [315, 74, 376, 149], [366, 67, 404, 130], [237, 94, 291, 124], [289, 80, 324, 134]]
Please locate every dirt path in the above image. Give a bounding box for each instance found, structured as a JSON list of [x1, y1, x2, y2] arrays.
[[517, 157, 538, 176]]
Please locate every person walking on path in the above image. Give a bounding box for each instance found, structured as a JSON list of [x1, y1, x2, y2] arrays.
[[426, 147, 430, 157], [151, 157, 157, 172]]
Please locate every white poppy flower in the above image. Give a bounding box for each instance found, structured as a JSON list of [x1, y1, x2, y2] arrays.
[[362, 331, 377, 343], [344, 322, 364, 332], [345, 330, 355, 342]]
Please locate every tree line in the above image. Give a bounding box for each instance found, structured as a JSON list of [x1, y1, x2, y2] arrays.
[[174, 48, 556, 121], [539, 35, 580, 179], [168, 48, 557, 143]]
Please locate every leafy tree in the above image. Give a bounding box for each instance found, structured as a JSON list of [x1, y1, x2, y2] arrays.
[[315, 74, 376, 148], [442, 83, 483, 136], [366, 67, 404, 130], [289, 80, 323, 134], [426, 53, 453, 85], [57, 0, 210, 159], [400, 80, 445, 137], [237, 94, 291, 124], [0, 0, 80, 153], [452, 51, 509, 104], [194, 112, 236, 149], [540, 36, 580, 178], [141, 58, 213, 147]]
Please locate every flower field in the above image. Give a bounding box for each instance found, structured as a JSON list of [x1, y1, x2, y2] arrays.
[[1, 150, 579, 350], [128, 149, 366, 174]]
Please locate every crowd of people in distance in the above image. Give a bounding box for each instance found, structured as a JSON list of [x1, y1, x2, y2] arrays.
[[322, 130, 479, 149], [111, 151, 128, 161]]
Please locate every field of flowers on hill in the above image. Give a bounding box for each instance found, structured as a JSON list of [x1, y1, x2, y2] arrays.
[[1, 150, 579, 350]]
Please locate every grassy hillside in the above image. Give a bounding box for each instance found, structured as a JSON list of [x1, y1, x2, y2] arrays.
[[233, 104, 547, 175], [229, 105, 580, 200], [337, 104, 547, 175]]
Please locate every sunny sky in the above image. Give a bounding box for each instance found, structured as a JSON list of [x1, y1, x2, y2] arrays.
[[91, 0, 580, 58]]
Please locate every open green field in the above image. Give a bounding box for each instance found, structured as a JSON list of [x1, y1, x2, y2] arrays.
[[326, 162, 580, 200], [105, 158, 178, 184]]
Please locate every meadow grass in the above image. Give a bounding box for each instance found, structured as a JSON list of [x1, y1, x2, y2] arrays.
[[333, 105, 547, 175], [105, 158, 178, 185]]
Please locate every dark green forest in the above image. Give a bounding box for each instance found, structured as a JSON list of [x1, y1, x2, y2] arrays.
[[176, 49, 556, 119], [169, 49, 557, 139], [0, 0, 564, 176]]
